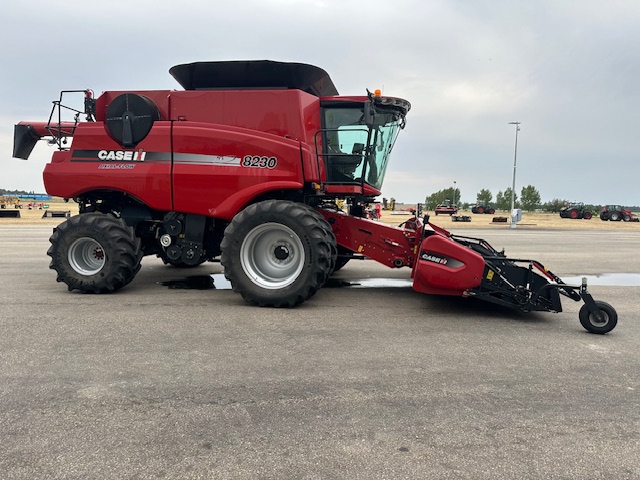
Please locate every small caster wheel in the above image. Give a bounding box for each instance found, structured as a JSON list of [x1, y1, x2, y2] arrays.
[[579, 301, 617, 334]]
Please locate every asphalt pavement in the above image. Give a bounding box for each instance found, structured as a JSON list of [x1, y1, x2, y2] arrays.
[[1, 225, 638, 479]]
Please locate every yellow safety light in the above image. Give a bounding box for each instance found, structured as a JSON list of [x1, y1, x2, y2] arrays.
[[374, 89, 382, 97]]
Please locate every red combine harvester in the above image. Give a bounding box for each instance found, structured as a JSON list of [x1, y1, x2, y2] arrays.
[[13, 61, 617, 333], [434, 200, 458, 216]]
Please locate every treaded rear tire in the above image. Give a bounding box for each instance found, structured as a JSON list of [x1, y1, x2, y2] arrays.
[[220, 200, 336, 307], [47, 213, 142, 293]]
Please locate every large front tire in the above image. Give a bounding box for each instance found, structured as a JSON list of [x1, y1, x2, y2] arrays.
[[47, 213, 142, 293], [220, 200, 336, 307]]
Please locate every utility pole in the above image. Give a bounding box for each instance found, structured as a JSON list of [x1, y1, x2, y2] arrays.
[[508, 122, 521, 229], [453, 180, 457, 206]]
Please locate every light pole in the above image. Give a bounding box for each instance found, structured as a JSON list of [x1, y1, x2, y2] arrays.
[[453, 181, 456, 206], [508, 122, 521, 229]]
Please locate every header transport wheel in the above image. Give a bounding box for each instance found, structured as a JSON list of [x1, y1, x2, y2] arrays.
[[220, 200, 337, 307], [47, 213, 142, 293], [579, 301, 618, 334]]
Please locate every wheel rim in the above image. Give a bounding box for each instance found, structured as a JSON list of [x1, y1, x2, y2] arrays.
[[588, 310, 609, 328], [68, 237, 106, 275], [240, 223, 305, 289]]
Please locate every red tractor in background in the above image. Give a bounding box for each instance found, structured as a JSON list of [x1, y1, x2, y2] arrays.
[[13, 61, 617, 333], [600, 205, 635, 222]]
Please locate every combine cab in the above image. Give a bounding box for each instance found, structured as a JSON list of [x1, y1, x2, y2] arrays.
[[12, 61, 617, 333]]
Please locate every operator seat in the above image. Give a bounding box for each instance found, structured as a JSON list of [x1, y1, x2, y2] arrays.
[[326, 143, 364, 184]]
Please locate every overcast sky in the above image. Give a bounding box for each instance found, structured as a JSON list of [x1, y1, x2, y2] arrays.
[[1, 0, 638, 205]]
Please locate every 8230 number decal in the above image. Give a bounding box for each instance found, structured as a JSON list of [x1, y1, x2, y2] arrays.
[[242, 155, 277, 169]]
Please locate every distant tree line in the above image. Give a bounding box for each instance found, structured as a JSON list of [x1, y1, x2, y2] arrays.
[[0, 189, 32, 196], [424, 186, 638, 212], [423, 187, 461, 210]]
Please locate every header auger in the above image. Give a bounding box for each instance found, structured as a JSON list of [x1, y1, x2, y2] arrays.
[[13, 61, 617, 333]]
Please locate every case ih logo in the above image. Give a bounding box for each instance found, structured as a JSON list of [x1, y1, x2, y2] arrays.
[[98, 150, 146, 161], [421, 253, 448, 265], [420, 252, 464, 269]]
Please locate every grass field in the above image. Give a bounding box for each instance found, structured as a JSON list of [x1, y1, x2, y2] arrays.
[[1, 199, 639, 231], [379, 209, 640, 230], [0, 199, 78, 225]]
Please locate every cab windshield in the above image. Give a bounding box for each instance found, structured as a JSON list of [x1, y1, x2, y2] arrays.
[[321, 104, 403, 190]]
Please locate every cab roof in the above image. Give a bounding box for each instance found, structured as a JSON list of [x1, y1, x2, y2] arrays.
[[169, 60, 339, 97]]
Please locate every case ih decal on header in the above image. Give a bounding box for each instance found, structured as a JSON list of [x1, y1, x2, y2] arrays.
[[12, 60, 617, 334]]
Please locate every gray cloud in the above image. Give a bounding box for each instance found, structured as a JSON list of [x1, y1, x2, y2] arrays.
[[1, 0, 638, 205]]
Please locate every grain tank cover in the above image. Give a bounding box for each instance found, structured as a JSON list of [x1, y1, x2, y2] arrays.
[[169, 60, 339, 97]]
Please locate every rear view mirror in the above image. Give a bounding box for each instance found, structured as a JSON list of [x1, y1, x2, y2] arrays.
[[364, 101, 375, 128]]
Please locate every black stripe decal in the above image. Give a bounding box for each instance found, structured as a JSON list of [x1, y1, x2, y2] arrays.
[[70, 150, 240, 166]]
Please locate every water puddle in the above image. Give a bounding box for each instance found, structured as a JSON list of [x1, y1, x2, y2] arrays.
[[162, 275, 413, 290], [560, 273, 640, 287], [162, 273, 640, 290], [350, 278, 413, 288], [324, 278, 413, 288], [162, 274, 232, 290]]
